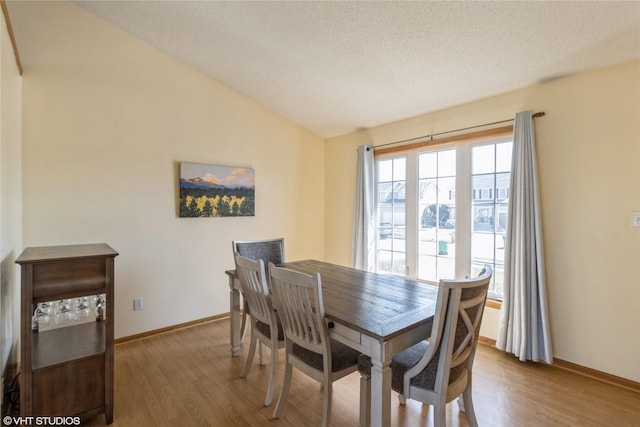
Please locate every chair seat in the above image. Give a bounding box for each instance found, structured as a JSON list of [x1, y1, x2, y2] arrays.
[[410, 355, 466, 391], [256, 315, 285, 341], [358, 340, 467, 393], [358, 341, 428, 393], [293, 339, 360, 372]]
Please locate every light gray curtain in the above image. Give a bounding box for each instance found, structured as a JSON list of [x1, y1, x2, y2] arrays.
[[352, 145, 375, 270], [497, 110, 553, 363]]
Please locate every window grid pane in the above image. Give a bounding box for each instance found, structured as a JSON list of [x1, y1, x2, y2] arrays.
[[376, 156, 406, 275], [471, 142, 512, 297], [417, 149, 456, 282]]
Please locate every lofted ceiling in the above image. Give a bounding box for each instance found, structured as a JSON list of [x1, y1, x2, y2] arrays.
[[12, 1, 640, 138]]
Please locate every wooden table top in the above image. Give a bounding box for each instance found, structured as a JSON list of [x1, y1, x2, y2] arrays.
[[280, 260, 438, 341]]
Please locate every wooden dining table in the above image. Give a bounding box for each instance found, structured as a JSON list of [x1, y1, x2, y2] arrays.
[[225, 259, 438, 427]]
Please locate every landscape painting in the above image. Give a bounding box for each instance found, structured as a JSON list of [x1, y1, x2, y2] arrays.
[[179, 162, 255, 217]]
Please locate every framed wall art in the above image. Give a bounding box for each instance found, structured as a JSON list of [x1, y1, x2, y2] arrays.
[[179, 162, 255, 217]]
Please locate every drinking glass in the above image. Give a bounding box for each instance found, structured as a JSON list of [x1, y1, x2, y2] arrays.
[[95, 294, 106, 321], [32, 304, 51, 332], [55, 299, 73, 325], [75, 297, 91, 322]]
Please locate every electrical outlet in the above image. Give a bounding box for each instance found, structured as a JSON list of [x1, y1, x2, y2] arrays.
[[632, 211, 640, 228], [133, 298, 143, 311]]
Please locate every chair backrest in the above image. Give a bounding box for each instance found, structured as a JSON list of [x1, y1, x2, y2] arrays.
[[232, 238, 285, 266], [268, 264, 329, 356], [441, 265, 492, 377], [405, 265, 493, 395], [234, 253, 275, 326]]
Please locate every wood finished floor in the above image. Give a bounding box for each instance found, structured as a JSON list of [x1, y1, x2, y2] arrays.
[[84, 319, 640, 427]]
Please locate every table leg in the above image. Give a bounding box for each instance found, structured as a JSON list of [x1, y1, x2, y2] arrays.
[[370, 358, 392, 427], [229, 277, 242, 357]]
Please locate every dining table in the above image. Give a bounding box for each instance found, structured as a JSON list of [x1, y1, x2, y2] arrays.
[[225, 259, 438, 427]]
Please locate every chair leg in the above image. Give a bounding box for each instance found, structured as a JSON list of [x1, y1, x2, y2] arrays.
[[264, 341, 279, 406], [434, 396, 446, 427], [273, 359, 293, 419], [359, 375, 371, 427], [240, 307, 248, 342], [321, 380, 332, 427], [259, 342, 266, 365], [241, 329, 257, 378], [462, 382, 478, 427]]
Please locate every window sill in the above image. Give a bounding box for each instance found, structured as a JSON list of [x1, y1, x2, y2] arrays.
[[485, 299, 502, 310]]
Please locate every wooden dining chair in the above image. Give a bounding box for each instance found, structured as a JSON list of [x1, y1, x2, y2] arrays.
[[233, 238, 285, 266], [358, 265, 493, 427], [232, 238, 285, 343], [269, 263, 361, 427], [234, 253, 285, 406]]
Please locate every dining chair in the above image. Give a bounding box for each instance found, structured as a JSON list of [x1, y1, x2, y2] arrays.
[[269, 263, 361, 427], [232, 238, 285, 266], [358, 265, 493, 427], [232, 238, 285, 346], [234, 253, 285, 406]]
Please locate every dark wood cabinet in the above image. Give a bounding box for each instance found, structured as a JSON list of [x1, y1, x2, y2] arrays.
[[16, 243, 118, 424]]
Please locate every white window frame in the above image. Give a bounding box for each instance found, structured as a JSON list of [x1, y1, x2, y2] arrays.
[[373, 134, 512, 300]]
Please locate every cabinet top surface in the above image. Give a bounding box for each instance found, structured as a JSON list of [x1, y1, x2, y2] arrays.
[[16, 243, 118, 264]]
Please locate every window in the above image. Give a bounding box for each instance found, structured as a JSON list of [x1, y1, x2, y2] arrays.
[[470, 141, 512, 299], [376, 157, 406, 275], [417, 149, 456, 283], [374, 133, 512, 300]]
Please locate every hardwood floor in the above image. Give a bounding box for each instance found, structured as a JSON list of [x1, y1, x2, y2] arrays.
[[83, 318, 639, 427]]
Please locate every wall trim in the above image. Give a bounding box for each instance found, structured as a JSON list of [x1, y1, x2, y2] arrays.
[[114, 313, 228, 345], [485, 299, 501, 309], [478, 336, 640, 393], [374, 125, 513, 156]]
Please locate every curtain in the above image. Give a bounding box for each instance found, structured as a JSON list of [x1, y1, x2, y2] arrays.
[[496, 110, 553, 363], [352, 145, 375, 270]]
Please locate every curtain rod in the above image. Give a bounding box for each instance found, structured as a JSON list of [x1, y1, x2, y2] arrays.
[[372, 111, 545, 150]]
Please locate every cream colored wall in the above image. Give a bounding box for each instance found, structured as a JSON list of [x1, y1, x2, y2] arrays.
[[326, 60, 640, 382], [16, 1, 325, 339], [0, 6, 23, 389]]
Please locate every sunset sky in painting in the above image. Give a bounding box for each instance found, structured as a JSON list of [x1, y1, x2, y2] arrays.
[[180, 163, 255, 188]]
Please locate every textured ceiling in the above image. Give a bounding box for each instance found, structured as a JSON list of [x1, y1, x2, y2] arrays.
[[28, 2, 640, 137]]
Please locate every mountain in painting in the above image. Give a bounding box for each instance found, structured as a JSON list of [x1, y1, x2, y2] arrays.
[[180, 177, 226, 190]]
